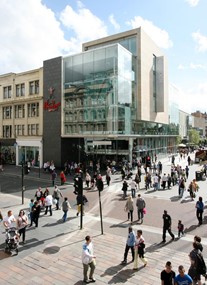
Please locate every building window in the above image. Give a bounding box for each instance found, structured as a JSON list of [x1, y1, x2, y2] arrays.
[[14, 105, 25, 118], [16, 83, 25, 97], [28, 103, 39, 117], [28, 124, 39, 135], [15, 125, 25, 136], [29, 80, 39, 95], [3, 106, 12, 119], [3, 125, 12, 138], [3, 86, 12, 99]]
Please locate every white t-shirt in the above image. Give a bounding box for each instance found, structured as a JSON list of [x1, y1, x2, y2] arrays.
[[45, 195, 53, 206], [3, 215, 16, 228]]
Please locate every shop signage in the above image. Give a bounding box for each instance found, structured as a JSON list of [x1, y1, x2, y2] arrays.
[[44, 87, 61, 112]]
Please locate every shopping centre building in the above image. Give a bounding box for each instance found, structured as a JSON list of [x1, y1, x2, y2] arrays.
[[0, 27, 179, 168]]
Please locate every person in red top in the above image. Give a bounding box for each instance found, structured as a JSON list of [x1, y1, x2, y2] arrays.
[[60, 171, 66, 185]]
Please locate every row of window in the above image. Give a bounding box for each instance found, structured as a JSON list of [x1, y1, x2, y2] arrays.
[[65, 109, 106, 122], [65, 124, 106, 134], [65, 96, 106, 108], [2, 124, 39, 137], [3, 80, 39, 99], [2, 103, 39, 119]]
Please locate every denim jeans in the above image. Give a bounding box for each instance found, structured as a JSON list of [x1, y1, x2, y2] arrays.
[[63, 210, 68, 222]]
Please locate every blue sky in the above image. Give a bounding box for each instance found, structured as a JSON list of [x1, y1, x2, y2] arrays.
[[0, 0, 207, 113]]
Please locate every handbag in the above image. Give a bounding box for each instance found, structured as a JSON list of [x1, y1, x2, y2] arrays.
[[143, 208, 147, 214]]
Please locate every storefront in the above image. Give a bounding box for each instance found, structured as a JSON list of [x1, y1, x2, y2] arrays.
[[16, 139, 43, 167]]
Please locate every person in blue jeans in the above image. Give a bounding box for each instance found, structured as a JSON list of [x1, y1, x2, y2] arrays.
[[196, 196, 204, 226], [62, 197, 71, 222], [174, 265, 192, 285], [121, 226, 136, 264]]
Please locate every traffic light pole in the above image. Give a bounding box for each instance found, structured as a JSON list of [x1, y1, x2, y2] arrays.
[[98, 189, 103, 235]]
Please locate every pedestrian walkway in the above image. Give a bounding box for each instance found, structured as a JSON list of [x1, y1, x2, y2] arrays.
[[0, 153, 207, 284]]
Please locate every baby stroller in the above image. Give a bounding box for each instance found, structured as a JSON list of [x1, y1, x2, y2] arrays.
[[5, 227, 19, 254]]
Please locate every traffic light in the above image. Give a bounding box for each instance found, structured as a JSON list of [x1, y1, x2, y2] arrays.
[[146, 156, 151, 167], [24, 165, 29, 175]]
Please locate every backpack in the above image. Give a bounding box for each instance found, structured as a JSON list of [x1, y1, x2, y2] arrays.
[[196, 251, 206, 275]]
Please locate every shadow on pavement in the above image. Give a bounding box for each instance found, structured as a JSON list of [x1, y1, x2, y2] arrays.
[[110, 220, 129, 228], [108, 268, 135, 284], [170, 196, 180, 202], [184, 224, 198, 234], [42, 216, 77, 227]]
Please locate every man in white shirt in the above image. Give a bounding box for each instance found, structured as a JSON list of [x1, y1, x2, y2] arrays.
[[44, 193, 53, 216], [153, 174, 159, 191], [3, 210, 16, 229]]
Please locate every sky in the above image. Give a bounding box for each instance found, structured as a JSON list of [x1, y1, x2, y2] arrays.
[[0, 0, 207, 113]]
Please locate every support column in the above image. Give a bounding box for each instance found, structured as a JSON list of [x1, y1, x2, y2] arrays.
[[129, 137, 133, 164]]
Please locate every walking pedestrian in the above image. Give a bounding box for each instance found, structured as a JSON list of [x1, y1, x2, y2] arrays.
[[196, 197, 204, 226], [51, 169, 57, 186], [162, 210, 175, 243], [125, 195, 134, 223], [194, 236, 203, 252], [130, 180, 137, 198], [161, 173, 167, 190], [133, 229, 147, 270], [17, 210, 28, 244], [174, 265, 193, 285], [28, 199, 34, 222], [62, 197, 71, 222], [153, 174, 159, 190], [76, 193, 88, 216], [35, 187, 43, 201], [136, 194, 146, 223], [188, 242, 204, 285], [122, 180, 128, 199], [3, 210, 16, 229], [177, 220, 184, 238], [29, 201, 41, 228], [53, 185, 63, 210], [178, 177, 185, 198], [121, 226, 135, 264], [44, 192, 53, 216], [160, 261, 175, 285], [60, 171, 66, 185], [82, 235, 96, 283], [85, 172, 91, 188]]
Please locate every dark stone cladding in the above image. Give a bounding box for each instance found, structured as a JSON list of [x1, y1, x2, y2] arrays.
[[43, 56, 62, 168]]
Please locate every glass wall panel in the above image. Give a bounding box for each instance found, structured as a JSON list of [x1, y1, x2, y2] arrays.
[[63, 44, 134, 135]]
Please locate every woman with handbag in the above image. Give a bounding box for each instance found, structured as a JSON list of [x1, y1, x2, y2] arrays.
[[133, 229, 147, 270]]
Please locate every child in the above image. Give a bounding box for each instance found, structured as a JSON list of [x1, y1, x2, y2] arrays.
[[178, 220, 184, 237]]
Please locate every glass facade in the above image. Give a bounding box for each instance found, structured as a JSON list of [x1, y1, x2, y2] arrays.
[[63, 44, 135, 135], [18, 146, 39, 166]]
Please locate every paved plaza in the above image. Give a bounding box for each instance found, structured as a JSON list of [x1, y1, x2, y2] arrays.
[[0, 154, 207, 284]]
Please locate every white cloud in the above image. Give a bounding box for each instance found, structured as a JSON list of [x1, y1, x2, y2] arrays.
[[0, 0, 108, 74], [0, 0, 72, 74], [178, 83, 207, 113], [60, 3, 108, 43], [178, 64, 186, 70], [185, 0, 200, 7], [192, 31, 207, 52], [126, 16, 173, 49], [109, 14, 120, 31], [178, 63, 207, 70], [189, 63, 207, 70]]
